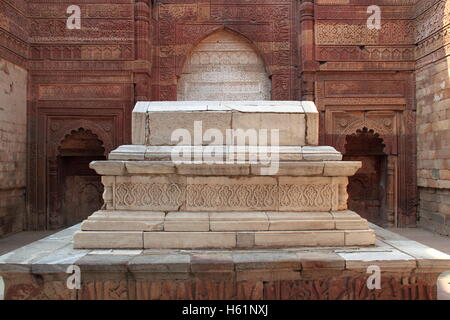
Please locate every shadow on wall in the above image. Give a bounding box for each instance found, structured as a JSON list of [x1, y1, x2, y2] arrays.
[[415, 0, 450, 236], [0, 58, 27, 238]]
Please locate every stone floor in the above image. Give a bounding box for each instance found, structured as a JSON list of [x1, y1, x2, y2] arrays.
[[1, 226, 447, 256], [387, 227, 450, 255], [0, 223, 449, 300], [0, 230, 59, 256]]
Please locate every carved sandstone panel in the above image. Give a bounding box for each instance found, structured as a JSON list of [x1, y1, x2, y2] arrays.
[[315, 21, 415, 46], [111, 176, 341, 212], [153, 0, 295, 100], [177, 30, 271, 101], [38, 84, 131, 100]]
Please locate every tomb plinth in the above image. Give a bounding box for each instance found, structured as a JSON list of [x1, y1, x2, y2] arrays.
[[73, 101, 376, 249]]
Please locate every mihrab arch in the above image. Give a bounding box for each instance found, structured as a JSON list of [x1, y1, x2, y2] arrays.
[[343, 127, 396, 227], [48, 128, 107, 229], [177, 29, 272, 101]]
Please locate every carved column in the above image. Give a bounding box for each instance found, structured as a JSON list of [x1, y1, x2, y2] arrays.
[[134, 0, 152, 101], [298, 0, 318, 101], [386, 155, 398, 227], [47, 158, 62, 229]]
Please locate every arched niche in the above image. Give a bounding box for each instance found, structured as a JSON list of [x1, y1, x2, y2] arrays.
[[49, 128, 106, 228], [58, 128, 106, 157], [177, 29, 271, 101], [343, 128, 391, 227]]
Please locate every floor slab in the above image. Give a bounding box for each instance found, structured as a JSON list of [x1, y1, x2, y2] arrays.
[[0, 223, 449, 300]]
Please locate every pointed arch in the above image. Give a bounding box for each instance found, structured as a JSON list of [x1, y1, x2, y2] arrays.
[[344, 127, 386, 156], [177, 28, 272, 101], [58, 128, 106, 157]]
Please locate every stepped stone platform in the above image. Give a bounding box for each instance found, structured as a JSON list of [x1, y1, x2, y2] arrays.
[[4, 101, 445, 300], [74, 101, 375, 249], [0, 223, 449, 300]]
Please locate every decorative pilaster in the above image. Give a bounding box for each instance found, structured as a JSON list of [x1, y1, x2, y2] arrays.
[[298, 1, 318, 101], [133, 0, 152, 101]]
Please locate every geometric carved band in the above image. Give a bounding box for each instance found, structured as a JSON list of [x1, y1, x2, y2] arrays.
[[116, 183, 183, 208], [115, 182, 337, 211]]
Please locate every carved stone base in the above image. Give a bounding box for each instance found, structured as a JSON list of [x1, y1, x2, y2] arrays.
[[74, 210, 375, 249], [2, 224, 449, 300], [73, 101, 376, 249]]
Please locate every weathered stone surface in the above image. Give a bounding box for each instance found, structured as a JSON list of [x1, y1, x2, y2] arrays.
[[0, 239, 68, 273], [129, 254, 191, 273], [338, 250, 417, 271], [278, 177, 336, 212], [302, 146, 343, 161], [148, 111, 232, 146], [266, 212, 333, 220], [81, 220, 163, 232], [268, 219, 335, 231], [0, 58, 27, 238], [210, 212, 269, 231], [335, 219, 369, 230], [236, 232, 255, 248], [1, 224, 448, 300], [164, 212, 209, 232], [109, 145, 146, 161], [254, 231, 345, 247], [266, 162, 324, 176], [114, 175, 186, 211], [344, 230, 376, 246], [176, 163, 250, 176], [323, 161, 361, 177], [31, 244, 90, 274], [85, 211, 165, 222], [178, 30, 271, 101], [267, 211, 336, 231], [74, 98, 377, 249], [74, 232, 143, 249], [303, 101, 319, 146], [125, 161, 176, 174], [232, 112, 306, 146], [297, 251, 345, 270], [233, 252, 300, 271], [144, 232, 236, 249], [184, 176, 278, 212], [90, 161, 126, 176], [75, 254, 133, 272], [191, 253, 234, 272], [331, 210, 362, 220], [384, 240, 450, 272]]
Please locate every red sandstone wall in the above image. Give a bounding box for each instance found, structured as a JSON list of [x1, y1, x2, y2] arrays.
[[415, 0, 450, 236], [0, 0, 442, 233], [26, 0, 137, 230], [314, 0, 417, 227], [0, 0, 29, 237]]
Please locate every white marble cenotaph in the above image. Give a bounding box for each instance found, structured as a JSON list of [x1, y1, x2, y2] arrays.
[[74, 101, 375, 249]]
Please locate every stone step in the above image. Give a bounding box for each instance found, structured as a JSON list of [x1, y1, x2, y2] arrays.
[[107, 145, 344, 162], [92, 158, 361, 177], [79, 210, 370, 240], [74, 229, 375, 249]]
